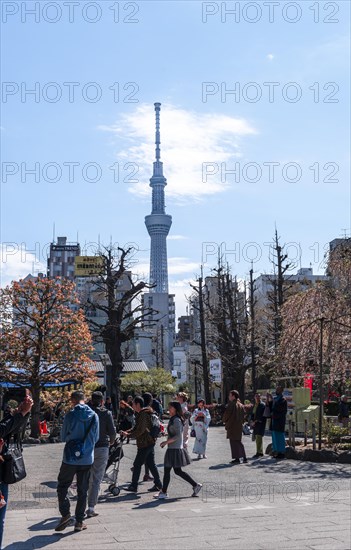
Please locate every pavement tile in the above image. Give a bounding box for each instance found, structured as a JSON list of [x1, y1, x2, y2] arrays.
[[4, 430, 351, 550], [307, 544, 350, 550]]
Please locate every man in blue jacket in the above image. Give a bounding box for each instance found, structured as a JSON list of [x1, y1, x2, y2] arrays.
[[271, 386, 288, 459], [55, 391, 99, 533]]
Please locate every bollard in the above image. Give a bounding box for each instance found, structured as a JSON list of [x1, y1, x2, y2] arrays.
[[304, 419, 308, 447], [288, 420, 292, 446], [312, 423, 316, 450], [292, 421, 296, 448]]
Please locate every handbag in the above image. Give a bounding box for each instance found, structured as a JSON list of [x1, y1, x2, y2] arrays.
[[190, 428, 196, 437], [2, 438, 26, 485], [64, 416, 95, 462]]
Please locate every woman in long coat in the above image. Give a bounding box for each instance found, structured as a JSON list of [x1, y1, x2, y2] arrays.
[[250, 393, 266, 458], [222, 390, 247, 464], [191, 399, 211, 459]]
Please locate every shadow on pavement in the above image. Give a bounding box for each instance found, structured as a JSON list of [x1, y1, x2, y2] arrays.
[[248, 458, 351, 479], [40, 481, 57, 489], [132, 496, 190, 509], [98, 492, 141, 503], [28, 517, 60, 531], [209, 463, 234, 470], [5, 531, 75, 550]]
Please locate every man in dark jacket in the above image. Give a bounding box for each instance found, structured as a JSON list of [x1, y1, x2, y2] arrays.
[[86, 392, 116, 517], [152, 394, 163, 418], [121, 396, 162, 493], [251, 393, 266, 458], [271, 386, 288, 459], [55, 391, 99, 533]]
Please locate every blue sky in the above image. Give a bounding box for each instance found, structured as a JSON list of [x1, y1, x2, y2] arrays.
[[1, 0, 350, 314]]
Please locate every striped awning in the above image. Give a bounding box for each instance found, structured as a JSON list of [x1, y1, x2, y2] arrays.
[[88, 360, 149, 373]]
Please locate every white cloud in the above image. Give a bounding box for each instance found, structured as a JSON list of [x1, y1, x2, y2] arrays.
[[99, 103, 257, 201], [267, 54, 274, 61], [0, 245, 46, 287], [168, 257, 199, 276], [169, 278, 195, 317]]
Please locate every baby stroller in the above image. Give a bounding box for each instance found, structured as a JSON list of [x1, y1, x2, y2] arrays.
[[105, 434, 124, 496]]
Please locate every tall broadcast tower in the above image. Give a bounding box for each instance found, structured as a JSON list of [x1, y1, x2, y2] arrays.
[[138, 103, 175, 369], [145, 102, 172, 292]]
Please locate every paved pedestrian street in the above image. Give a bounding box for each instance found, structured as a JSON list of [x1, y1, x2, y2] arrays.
[[3, 427, 351, 550]]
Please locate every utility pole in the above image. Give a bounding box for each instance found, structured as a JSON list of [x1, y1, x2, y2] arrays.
[[249, 266, 257, 392], [194, 360, 199, 403], [198, 271, 211, 405], [155, 330, 159, 368], [161, 324, 164, 369], [318, 317, 324, 450]]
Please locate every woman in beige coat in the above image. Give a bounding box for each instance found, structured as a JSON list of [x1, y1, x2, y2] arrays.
[[222, 390, 247, 464]]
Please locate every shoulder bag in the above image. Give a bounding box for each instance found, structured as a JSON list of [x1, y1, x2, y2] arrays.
[[2, 437, 26, 485]]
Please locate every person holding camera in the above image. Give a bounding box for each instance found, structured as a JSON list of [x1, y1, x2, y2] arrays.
[[0, 393, 33, 549]]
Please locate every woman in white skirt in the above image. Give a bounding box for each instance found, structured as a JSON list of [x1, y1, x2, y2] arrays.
[[155, 401, 202, 499], [191, 399, 211, 459]]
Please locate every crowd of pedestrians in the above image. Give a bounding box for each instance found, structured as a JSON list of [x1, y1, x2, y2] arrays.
[[5, 385, 349, 541]]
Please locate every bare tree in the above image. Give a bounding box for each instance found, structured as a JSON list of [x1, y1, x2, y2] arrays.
[[248, 265, 258, 392], [206, 260, 249, 401], [190, 272, 211, 405], [85, 246, 156, 415], [266, 229, 293, 351]]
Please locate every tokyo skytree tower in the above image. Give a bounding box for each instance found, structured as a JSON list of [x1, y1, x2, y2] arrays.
[[145, 103, 172, 293]]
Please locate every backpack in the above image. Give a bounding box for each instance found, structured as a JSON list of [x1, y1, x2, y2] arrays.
[[150, 413, 161, 439], [64, 416, 95, 462]]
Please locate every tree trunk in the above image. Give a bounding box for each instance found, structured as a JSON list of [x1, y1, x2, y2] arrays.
[[225, 364, 245, 402], [198, 276, 211, 405], [107, 344, 123, 420], [30, 381, 41, 439]]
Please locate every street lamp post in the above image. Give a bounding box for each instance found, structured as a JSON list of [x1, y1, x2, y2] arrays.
[[318, 318, 324, 450], [193, 360, 199, 404]]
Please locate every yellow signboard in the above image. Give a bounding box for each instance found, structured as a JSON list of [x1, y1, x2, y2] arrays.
[[74, 256, 104, 277]]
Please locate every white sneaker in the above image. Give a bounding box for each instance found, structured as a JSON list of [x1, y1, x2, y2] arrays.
[[192, 483, 203, 497], [154, 491, 168, 499]]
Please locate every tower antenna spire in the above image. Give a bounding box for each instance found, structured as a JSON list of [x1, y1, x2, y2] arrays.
[[154, 102, 161, 162]]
